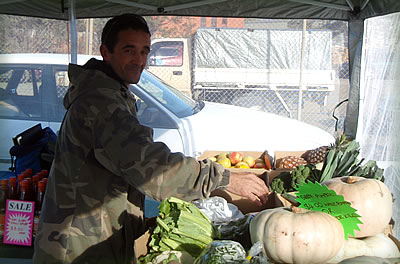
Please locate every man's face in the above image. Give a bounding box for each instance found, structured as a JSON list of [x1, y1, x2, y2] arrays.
[[101, 29, 151, 86]]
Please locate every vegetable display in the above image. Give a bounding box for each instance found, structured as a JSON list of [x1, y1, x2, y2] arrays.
[[317, 133, 384, 183], [271, 133, 385, 194], [137, 134, 399, 264], [249, 206, 344, 264]]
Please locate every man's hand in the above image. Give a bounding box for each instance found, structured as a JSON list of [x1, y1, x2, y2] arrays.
[[225, 172, 270, 206]]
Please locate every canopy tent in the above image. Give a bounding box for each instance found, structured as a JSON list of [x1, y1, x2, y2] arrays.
[[1, 0, 399, 20], [1, 1, 400, 238], [1, 0, 399, 138]]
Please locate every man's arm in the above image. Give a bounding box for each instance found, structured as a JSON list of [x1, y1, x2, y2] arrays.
[[92, 91, 269, 204], [91, 93, 229, 202]]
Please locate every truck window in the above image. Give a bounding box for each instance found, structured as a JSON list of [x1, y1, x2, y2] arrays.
[[136, 71, 198, 118], [149, 41, 183, 67], [0, 67, 41, 118], [53, 68, 69, 121]]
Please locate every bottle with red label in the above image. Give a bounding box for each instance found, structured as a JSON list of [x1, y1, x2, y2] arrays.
[[0, 179, 9, 244], [16, 173, 26, 199], [32, 175, 40, 202], [41, 177, 48, 186], [19, 180, 29, 201], [24, 168, 33, 178], [33, 180, 46, 239], [40, 170, 48, 178], [24, 177, 34, 202], [8, 176, 17, 200]]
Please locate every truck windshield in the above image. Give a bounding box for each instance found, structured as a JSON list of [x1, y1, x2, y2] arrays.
[[135, 70, 202, 117]]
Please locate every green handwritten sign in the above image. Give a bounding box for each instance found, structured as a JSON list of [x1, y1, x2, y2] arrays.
[[295, 181, 362, 239]]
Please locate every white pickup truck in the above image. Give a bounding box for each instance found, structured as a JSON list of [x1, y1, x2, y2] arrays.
[[148, 27, 335, 116], [0, 53, 336, 172]]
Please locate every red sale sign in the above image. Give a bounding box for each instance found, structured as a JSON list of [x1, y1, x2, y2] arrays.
[[3, 199, 35, 246]]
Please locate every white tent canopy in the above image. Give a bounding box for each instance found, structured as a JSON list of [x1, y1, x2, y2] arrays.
[[0, 0, 399, 20]]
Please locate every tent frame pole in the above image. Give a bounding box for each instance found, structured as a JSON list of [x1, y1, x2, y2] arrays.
[[69, 0, 77, 64]]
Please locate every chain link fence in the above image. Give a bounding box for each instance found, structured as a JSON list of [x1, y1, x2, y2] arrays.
[[0, 15, 349, 136]]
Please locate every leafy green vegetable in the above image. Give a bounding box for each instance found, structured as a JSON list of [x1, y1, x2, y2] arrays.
[[270, 164, 319, 193], [270, 171, 292, 194], [139, 197, 218, 264], [349, 160, 384, 181], [318, 133, 384, 183]]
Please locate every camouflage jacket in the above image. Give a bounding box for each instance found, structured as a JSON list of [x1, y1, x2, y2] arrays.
[[33, 59, 230, 264]]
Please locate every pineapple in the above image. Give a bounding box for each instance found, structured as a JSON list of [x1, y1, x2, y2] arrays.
[[305, 133, 350, 164], [305, 146, 328, 164], [277, 156, 307, 169]]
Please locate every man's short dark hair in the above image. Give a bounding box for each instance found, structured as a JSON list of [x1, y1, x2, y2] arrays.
[[101, 14, 151, 52]]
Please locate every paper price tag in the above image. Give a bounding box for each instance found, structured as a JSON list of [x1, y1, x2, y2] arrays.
[[3, 199, 35, 246], [295, 181, 362, 239]]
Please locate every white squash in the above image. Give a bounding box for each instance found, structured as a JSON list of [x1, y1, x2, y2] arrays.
[[338, 256, 400, 264], [328, 233, 400, 263], [250, 207, 344, 264], [323, 176, 392, 238]]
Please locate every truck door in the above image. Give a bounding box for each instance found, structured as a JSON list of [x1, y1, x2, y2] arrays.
[[147, 39, 191, 97]]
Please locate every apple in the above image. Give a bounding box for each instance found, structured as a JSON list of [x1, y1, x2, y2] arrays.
[[217, 157, 231, 168], [229, 151, 243, 165], [235, 161, 250, 168], [242, 156, 255, 168], [217, 153, 228, 160]]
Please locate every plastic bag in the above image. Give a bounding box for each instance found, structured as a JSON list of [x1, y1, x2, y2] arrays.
[[248, 241, 270, 264], [194, 197, 252, 248], [194, 240, 249, 264], [215, 213, 252, 242], [193, 196, 243, 224]]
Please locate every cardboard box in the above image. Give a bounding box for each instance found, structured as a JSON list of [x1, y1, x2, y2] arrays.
[[197, 151, 294, 214], [198, 150, 273, 172], [200, 149, 312, 170], [135, 230, 151, 259]]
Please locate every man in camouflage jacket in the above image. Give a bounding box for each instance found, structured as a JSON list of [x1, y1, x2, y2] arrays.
[[33, 14, 269, 264]]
